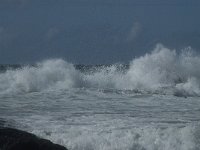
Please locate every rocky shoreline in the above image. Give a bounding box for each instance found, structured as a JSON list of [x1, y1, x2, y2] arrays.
[[0, 127, 68, 150]]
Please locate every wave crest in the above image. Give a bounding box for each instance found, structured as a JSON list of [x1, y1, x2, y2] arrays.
[[1, 44, 200, 97], [0, 59, 80, 93]]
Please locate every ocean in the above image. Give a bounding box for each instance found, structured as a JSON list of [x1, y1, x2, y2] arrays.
[[1, 44, 200, 150]]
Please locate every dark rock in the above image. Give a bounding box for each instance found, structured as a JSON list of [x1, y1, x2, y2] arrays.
[[0, 127, 68, 150]]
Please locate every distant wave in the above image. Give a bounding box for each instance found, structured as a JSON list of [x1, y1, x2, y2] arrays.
[[1, 44, 200, 97]]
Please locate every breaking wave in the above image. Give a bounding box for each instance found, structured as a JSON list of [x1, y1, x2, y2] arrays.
[[0, 59, 81, 93], [40, 125, 200, 150], [1, 44, 200, 96]]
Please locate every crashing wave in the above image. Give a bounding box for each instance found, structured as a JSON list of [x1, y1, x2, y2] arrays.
[[1, 44, 200, 97]]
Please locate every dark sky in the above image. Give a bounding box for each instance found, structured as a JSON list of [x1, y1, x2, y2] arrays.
[[0, 0, 200, 64]]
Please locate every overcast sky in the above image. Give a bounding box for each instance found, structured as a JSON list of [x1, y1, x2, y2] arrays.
[[0, 0, 200, 64]]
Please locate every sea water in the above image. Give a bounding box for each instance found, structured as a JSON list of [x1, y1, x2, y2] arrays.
[[1, 44, 200, 150]]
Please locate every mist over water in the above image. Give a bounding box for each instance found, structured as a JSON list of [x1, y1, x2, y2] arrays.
[[1, 44, 200, 97]]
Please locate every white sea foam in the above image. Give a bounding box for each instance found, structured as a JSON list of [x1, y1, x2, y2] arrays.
[[30, 123, 200, 150], [1, 44, 200, 96], [0, 59, 80, 93]]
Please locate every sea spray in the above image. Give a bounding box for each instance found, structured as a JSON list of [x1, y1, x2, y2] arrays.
[[1, 46, 200, 150], [1, 44, 200, 96], [0, 59, 80, 93]]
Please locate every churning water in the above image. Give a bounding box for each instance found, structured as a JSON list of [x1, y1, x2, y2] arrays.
[[1, 44, 200, 150]]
